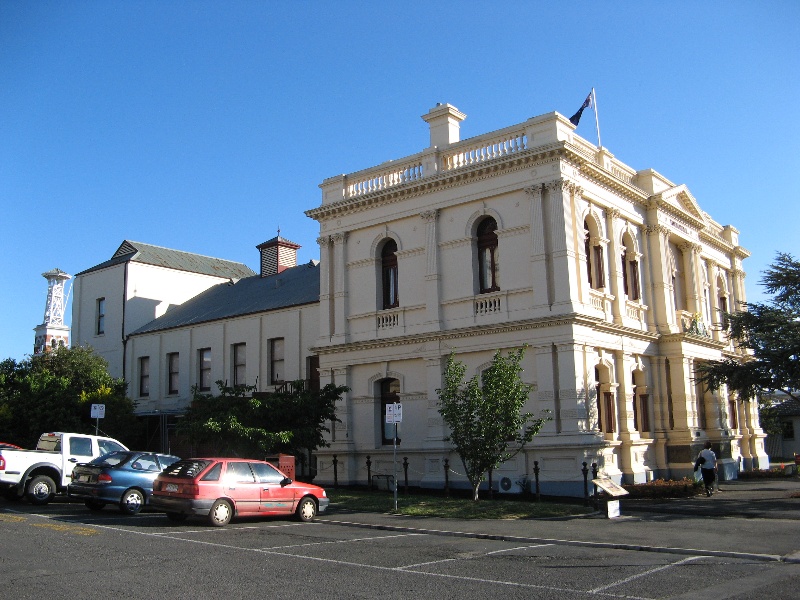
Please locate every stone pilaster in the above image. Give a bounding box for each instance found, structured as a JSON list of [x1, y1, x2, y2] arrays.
[[420, 210, 442, 328], [331, 232, 348, 343]]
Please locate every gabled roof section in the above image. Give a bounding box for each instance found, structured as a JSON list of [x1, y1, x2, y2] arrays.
[[653, 184, 708, 229], [129, 261, 320, 335], [75, 240, 256, 279]]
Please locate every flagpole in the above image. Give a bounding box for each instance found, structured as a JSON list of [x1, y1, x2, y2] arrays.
[[592, 87, 602, 148]]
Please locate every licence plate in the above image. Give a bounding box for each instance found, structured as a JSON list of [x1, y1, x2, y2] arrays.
[[165, 483, 178, 493]]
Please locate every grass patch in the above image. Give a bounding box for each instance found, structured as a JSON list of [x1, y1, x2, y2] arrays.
[[327, 489, 592, 519]]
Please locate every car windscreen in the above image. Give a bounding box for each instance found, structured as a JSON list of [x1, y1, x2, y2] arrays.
[[90, 451, 133, 467], [161, 459, 213, 478]]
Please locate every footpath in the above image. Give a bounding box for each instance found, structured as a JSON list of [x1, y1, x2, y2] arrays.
[[320, 477, 800, 564]]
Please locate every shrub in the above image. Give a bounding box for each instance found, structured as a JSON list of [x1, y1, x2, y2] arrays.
[[737, 467, 796, 479], [621, 478, 703, 498]]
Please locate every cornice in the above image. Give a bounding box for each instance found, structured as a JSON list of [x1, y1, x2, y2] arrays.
[[305, 143, 568, 222], [311, 313, 583, 356], [658, 332, 728, 350]]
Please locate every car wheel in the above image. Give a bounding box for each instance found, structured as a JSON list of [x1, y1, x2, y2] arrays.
[[26, 475, 56, 506], [119, 488, 145, 515], [165, 512, 188, 523], [295, 497, 317, 522], [208, 499, 232, 527], [85, 500, 107, 511]]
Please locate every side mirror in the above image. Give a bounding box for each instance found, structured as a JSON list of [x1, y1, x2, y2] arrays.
[[280, 477, 293, 487]]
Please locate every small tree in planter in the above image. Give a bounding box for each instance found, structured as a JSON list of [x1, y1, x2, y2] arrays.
[[437, 348, 549, 501]]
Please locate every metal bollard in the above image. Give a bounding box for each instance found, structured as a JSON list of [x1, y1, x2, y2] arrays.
[[533, 460, 541, 502], [403, 457, 409, 495], [332, 454, 339, 489], [591, 462, 599, 510], [444, 458, 450, 497], [366, 455, 372, 490], [582, 462, 589, 506]]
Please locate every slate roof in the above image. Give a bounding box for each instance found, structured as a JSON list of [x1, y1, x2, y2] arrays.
[[771, 399, 800, 417], [130, 260, 320, 335], [75, 240, 256, 279]]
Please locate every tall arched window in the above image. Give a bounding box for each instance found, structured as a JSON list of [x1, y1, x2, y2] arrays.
[[380, 378, 400, 445], [621, 234, 640, 301], [476, 217, 499, 293], [595, 366, 615, 434], [584, 220, 605, 290], [381, 239, 399, 309]]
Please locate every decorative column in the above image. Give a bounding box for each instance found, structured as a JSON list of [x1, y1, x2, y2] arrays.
[[331, 366, 356, 482], [420, 210, 442, 328], [681, 242, 703, 316], [708, 262, 722, 342], [526, 184, 551, 309], [606, 209, 623, 324], [317, 236, 333, 341], [644, 223, 672, 333], [331, 232, 348, 344], [544, 179, 582, 312]]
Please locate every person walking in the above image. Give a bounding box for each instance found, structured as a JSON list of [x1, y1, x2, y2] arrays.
[[695, 441, 717, 497]]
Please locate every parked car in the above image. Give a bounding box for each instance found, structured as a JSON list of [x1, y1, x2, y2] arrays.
[[150, 458, 329, 527], [68, 451, 180, 514], [0, 443, 22, 450], [0, 432, 128, 504]]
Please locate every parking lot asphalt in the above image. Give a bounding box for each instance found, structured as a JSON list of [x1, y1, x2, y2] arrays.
[[319, 477, 800, 564]]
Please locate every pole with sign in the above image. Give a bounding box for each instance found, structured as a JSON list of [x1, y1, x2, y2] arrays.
[[90, 404, 105, 435], [385, 402, 402, 511]]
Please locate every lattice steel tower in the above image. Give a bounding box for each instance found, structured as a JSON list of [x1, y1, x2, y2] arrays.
[[33, 268, 72, 355]]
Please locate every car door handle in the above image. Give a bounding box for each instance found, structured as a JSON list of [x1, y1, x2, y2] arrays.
[[68, 458, 78, 463]]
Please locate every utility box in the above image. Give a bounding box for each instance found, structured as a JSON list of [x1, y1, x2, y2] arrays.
[[266, 454, 296, 481]]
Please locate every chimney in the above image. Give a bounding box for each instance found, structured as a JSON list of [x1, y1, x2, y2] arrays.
[[256, 236, 300, 277], [421, 103, 466, 148]]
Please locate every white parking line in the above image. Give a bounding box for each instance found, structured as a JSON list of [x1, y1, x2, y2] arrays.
[[486, 543, 554, 555], [260, 532, 423, 550], [589, 556, 703, 593]]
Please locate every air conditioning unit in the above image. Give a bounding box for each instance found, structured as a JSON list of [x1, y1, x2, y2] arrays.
[[498, 476, 523, 494]]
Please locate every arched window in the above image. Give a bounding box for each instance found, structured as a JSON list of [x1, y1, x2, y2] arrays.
[[595, 366, 615, 434], [620, 234, 640, 301], [476, 217, 499, 293], [380, 378, 400, 445], [381, 239, 399, 309], [669, 242, 687, 311], [584, 220, 605, 290], [632, 370, 650, 433]]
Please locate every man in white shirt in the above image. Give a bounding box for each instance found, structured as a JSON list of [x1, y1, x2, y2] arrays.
[[696, 441, 717, 497]]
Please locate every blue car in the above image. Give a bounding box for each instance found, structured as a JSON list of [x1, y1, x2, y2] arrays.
[[68, 451, 180, 514]]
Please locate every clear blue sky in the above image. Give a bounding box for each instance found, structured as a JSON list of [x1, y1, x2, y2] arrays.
[[2, 1, 798, 362]]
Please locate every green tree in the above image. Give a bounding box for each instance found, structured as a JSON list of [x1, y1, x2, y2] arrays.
[[696, 253, 800, 407], [180, 380, 346, 466], [437, 348, 549, 501], [0, 346, 140, 447]]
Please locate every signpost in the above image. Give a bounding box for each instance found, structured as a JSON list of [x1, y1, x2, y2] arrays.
[[90, 403, 105, 435], [385, 402, 402, 511], [592, 476, 629, 519]]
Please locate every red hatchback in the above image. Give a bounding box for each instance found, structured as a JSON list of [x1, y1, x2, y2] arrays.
[[150, 458, 329, 527]]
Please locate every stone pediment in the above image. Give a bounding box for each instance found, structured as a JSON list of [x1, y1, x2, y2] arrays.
[[654, 184, 707, 229]]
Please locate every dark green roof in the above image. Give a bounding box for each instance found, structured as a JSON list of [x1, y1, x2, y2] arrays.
[[75, 240, 255, 279]]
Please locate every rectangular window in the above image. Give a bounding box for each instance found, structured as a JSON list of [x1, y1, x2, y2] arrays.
[[96, 298, 105, 335], [198, 348, 212, 392], [167, 353, 179, 395], [139, 356, 150, 397], [232, 343, 246, 387], [270, 338, 284, 385]]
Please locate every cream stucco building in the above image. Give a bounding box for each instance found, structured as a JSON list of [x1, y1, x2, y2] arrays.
[[305, 103, 767, 493], [71, 103, 768, 493]]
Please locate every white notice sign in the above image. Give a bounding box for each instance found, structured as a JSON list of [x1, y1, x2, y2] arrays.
[[385, 402, 403, 423], [91, 404, 106, 419]]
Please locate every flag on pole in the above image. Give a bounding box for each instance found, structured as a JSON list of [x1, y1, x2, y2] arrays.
[[569, 92, 593, 126]]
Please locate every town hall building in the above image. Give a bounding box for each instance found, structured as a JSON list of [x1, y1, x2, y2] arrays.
[[70, 103, 768, 494]]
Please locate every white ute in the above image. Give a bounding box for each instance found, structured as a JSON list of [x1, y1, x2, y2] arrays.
[[0, 432, 128, 505]]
